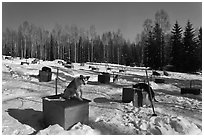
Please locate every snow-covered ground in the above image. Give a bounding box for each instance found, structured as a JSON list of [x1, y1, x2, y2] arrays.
[[1, 56, 202, 135]]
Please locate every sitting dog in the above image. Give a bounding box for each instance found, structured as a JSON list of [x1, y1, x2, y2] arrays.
[[62, 75, 90, 101], [133, 82, 158, 102]]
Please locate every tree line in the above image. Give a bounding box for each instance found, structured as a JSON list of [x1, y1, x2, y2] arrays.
[[2, 9, 202, 73], [2, 22, 138, 66], [139, 10, 202, 72]]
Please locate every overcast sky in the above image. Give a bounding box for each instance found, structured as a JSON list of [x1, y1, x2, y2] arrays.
[[2, 2, 202, 42]]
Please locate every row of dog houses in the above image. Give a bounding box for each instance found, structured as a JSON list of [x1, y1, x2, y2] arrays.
[[39, 65, 201, 95]]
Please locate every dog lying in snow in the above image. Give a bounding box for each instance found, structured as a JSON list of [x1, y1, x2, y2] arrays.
[[133, 82, 158, 102], [62, 75, 90, 101]]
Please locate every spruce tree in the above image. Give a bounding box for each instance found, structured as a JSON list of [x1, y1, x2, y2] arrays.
[[183, 20, 197, 72], [152, 23, 163, 69], [196, 27, 202, 71], [144, 30, 154, 68], [170, 21, 183, 71]]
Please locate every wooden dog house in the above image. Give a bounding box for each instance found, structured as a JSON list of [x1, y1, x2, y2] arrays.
[[42, 95, 91, 130]]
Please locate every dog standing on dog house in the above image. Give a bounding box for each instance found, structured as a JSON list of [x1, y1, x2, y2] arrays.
[[62, 75, 90, 101]]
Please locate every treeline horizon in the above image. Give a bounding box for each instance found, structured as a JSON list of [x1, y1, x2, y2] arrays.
[[2, 9, 202, 73]]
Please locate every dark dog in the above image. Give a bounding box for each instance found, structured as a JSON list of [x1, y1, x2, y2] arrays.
[[133, 83, 158, 102]]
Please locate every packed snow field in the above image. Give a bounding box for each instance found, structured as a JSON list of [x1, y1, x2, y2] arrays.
[[1, 56, 202, 135]]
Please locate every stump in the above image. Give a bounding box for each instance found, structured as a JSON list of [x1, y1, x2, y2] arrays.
[[92, 67, 99, 71], [39, 70, 52, 82], [66, 61, 72, 64], [180, 80, 201, 95], [119, 69, 125, 73], [181, 88, 201, 95], [98, 73, 110, 84], [122, 88, 134, 103], [42, 95, 91, 130], [80, 63, 85, 66], [57, 61, 64, 65], [5, 56, 12, 60], [163, 71, 169, 76], [21, 62, 29, 65], [64, 64, 74, 69], [155, 78, 165, 83], [152, 71, 161, 76], [42, 66, 51, 72], [32, 59, 39, 64]]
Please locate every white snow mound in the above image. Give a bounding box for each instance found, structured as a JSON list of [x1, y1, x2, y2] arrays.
[[37, 122, 100, 135]]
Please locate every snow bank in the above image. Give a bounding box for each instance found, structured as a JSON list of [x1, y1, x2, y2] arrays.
[[150, 81, 180, 91], [2, 57, 202, 135], [166, 71, 202, 81], [122, 106, 202, 135], [37, 122, 100, 135], [148, 115, 202, 135]]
